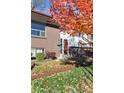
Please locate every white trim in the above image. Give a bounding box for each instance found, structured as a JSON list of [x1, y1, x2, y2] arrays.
[[45, 26, 47, 38], [31, 28, 43, 32], [31, 48, 44, 57], [31, 28, 46, 37]]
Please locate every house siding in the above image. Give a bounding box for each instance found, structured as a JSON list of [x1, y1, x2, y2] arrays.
[[31, 26, 60, 57]]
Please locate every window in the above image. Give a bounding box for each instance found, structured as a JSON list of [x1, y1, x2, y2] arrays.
[[31, 21, 45, 37], [31, 48, 44, 57]]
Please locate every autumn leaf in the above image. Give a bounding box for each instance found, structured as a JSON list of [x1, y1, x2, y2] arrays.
[[50, 0, 93, 35]]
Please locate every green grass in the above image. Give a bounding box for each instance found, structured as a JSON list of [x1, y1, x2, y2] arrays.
[[32, 66, 93, 93], [34, 60, 57, 65]]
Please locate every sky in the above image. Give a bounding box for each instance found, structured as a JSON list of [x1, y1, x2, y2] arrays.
[[32, 0, 51, 15]]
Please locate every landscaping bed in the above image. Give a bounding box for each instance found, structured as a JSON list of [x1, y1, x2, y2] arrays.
[[32, 60, 77, 80], [32, 67, 93, 93]]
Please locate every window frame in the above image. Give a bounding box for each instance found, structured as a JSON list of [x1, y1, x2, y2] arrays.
[[31, 21, 46, 37]]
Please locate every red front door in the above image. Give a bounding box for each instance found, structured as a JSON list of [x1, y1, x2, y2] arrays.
[[64, 39, 68, 54]]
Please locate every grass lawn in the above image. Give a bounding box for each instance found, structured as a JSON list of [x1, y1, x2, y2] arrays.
[[32, 60, 93, 93]]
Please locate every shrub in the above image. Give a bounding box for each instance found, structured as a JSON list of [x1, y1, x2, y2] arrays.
[[46, 52, 56, 59], [36, 53, 45, 62], [60, 55, 69, 64]]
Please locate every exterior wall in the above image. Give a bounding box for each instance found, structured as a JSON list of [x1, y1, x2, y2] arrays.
[[32, 11, 50, 23], [31, 26, 60, 57]]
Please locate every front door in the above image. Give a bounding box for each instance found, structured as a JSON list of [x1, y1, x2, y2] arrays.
[[64, 39, 68, 54]]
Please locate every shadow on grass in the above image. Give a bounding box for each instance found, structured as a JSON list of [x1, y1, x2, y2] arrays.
[[60, 57, 93, 82], [60, 56, 93, 67]]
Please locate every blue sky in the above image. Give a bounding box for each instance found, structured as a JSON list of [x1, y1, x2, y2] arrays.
[[32, 0, 51, 15]]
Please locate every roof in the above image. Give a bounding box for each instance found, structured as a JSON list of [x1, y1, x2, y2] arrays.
[[31, 10, 52, 18], [31, 10, 59, 27]]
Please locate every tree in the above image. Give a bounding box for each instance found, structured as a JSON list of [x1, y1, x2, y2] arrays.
[[49, 0, 93, 35]]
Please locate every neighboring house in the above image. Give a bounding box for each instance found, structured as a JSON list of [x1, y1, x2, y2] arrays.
[[31, 11, 60, 58], [60, 32, 93, 56]]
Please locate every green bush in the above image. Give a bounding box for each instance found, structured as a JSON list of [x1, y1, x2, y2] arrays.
[[36, 53, 45, 62]]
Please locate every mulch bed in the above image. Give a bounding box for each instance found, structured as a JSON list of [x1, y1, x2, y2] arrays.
[[31, 56, 93, 80], [32, 62, 77, 80]]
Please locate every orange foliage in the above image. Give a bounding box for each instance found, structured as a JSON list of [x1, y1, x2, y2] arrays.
[[50, 0, 93, 35]]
